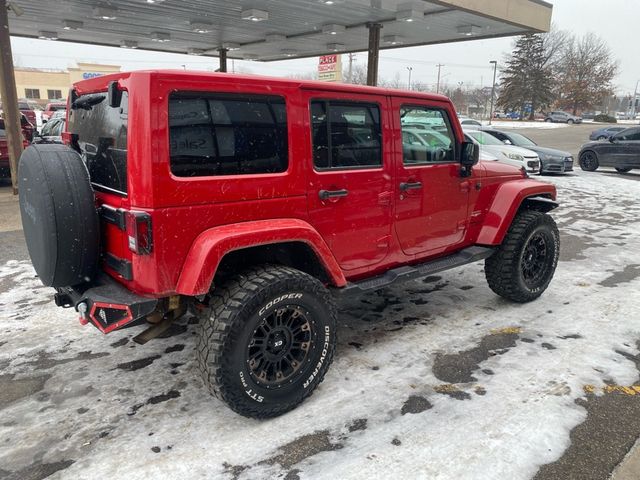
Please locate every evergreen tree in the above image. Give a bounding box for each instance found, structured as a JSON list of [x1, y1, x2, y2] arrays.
[[497, 34, 555, 120]]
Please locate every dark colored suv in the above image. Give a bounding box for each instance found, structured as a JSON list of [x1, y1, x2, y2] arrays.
[[18, 71, 560, 418], [579, 127, 640, 173]]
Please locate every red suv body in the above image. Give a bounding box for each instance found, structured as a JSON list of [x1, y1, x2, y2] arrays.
[[42, 102, 67, 122], [19, 71, 559, 417]]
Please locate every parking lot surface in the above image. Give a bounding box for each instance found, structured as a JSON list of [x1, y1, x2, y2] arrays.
[[1, 127, 640, 480]]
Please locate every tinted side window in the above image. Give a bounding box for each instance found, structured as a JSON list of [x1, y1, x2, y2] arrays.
[[400, 106, 455, 165], [68, 91, 128, 194], [624, 129, 640, 141], [169, 93, 288, 177], [311, 101, 381, 169]]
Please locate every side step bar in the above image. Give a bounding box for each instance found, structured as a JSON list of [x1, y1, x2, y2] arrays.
[[334, 246, 494, 296]]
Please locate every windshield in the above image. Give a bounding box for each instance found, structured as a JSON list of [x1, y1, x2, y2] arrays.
[[68, 91, 128, 194], [466, 130, 504, 146], [508, 132, 536, 147]]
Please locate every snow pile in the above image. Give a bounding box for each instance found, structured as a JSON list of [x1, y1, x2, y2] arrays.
[[0, 170, 639, 480]]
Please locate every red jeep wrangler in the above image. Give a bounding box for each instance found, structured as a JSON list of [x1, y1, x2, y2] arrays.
[[18, 71, 559, 418]]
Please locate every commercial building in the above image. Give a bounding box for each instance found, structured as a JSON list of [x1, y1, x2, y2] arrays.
[[2, 62, 120, 105]]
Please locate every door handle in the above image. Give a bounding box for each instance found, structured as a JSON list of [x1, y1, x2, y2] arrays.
[[319, 189, 349, 200], [399, 182, 423, 191]]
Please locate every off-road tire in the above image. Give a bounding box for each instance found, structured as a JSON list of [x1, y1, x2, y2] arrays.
[[615, 167, 632, 173], [196, 265, 337, 418], [485, 210, 559, 303], [579, 151, 599, 171]]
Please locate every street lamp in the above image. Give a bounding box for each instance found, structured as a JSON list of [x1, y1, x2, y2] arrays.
[[406, 66, 413, 90], [489, 60, 497, 125]]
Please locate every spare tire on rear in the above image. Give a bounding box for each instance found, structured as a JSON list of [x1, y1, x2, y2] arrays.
[[18, 144, 99, 287]]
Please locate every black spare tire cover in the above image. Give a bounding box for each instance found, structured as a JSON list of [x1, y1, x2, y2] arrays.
[[18, 144, 100, 287]]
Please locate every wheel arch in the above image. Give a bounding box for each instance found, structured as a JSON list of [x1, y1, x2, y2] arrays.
[[476, 180, 558, 246], [175, 219, 346, 296]]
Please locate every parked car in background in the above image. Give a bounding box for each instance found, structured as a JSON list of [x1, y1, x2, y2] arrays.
[[463, 129, 540, 173], [458, 116, 482, 128], [42, 102, 67, 123], [0, 118, 30, 177], [481, 128, 573, 174], [589, 126, 627, 141], [579, 127, 640, 173], [545, 111, 582, 124], [32, 116, 65, 145], [0, 100, 37, 127]]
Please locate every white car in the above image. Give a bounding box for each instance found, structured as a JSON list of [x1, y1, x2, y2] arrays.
[[464, 129, 540, 173]]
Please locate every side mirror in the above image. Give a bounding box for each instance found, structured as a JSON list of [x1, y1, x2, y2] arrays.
[[460, 141, 479, 176], [609, 136, 617, 143]]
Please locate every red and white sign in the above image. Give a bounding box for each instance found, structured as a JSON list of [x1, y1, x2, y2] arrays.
[[318, 54, 342, 82]]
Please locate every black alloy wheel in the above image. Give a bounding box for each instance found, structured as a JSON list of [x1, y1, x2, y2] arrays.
[[579, 151, 599, 171], [247, 305, 313, 388]]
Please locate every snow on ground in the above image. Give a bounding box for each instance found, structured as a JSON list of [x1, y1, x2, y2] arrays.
[[486, 121, 568, 130], [1, 170, 640, 480]]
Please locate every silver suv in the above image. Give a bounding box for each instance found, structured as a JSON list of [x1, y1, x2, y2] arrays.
[[545, 111, 582, 124]]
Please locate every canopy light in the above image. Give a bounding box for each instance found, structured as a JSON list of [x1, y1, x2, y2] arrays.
[[187, 48, 205, 55], [222, 42, 241, 51], [190, 21, 212, 33], [383, 35, 404, 45], [62, 19, 83, 30], [151, 31, 171, 42], [281, 49, 298, 57], [266, 33, 286, 42], [241, 9, 269, 22], [38, 30, 58, 40], [120, 40, 139, 49], [396, 9, 422, 22], [457, 25, 482, 36], [146, 0, 167, 3], [327, 43, 344, 51], [93, 5, 118, 20], [322, 24, 346, 35]]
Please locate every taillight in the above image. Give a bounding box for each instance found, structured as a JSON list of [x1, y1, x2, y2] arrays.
[[125, 211, 153, 255], [62, 132, 74, 145]]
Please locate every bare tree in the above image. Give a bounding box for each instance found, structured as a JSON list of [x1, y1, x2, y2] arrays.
[[343, 64, 368, 85], [556, 33, 618, 114]]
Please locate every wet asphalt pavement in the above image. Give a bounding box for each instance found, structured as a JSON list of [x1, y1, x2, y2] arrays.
[[1, 125, 640, 479]]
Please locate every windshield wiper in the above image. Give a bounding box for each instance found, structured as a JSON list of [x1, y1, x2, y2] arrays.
[[71, 94, 106, 111]]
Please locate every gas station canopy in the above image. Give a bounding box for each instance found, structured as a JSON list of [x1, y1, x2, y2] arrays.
[[7, 0, 552, 61]]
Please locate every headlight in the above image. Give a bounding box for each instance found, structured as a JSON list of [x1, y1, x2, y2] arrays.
[[505, 152, 524, 161]]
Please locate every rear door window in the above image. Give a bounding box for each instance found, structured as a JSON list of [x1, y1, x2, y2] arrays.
[[168, 93, 288, 177], [310, 101, 382, 169], [68, 91, 128, 195]]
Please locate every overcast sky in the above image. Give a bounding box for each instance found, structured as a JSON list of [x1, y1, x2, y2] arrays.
[[9, 0, 640, 95]]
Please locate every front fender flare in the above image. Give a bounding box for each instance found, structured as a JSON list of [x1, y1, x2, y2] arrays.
[[175, 219, 346, 296], [476, 179, 557, 246]]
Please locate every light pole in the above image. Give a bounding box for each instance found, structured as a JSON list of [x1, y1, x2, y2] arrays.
[[406, 66, 413, 90], [489, 60, 498, 125]]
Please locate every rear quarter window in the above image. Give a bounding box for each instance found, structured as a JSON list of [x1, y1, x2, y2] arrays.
[[67, 91, 128, 194], [168, 92, 288, 177]]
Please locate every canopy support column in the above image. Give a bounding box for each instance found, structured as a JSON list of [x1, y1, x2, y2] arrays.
[[0, 2, 23, 195], [366, 23, 382, 86], [217, 48, 228, 72]]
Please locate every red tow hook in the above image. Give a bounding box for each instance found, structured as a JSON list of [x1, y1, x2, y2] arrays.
[[77, 301, 89, 325]]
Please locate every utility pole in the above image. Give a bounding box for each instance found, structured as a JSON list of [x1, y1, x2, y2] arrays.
[[348, 53, 355, 83], [489, 60, 498, 125], [632, 79, 639, 119], [406, 66, 413, 90], [436, 63, 444, 94]]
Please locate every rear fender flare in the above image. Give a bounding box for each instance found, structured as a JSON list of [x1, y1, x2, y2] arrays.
[[476, 180, 557, 246], [175, 219, 346, 296]]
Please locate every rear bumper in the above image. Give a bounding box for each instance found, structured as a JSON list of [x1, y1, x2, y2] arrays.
[[55, 274, 158, 333]]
